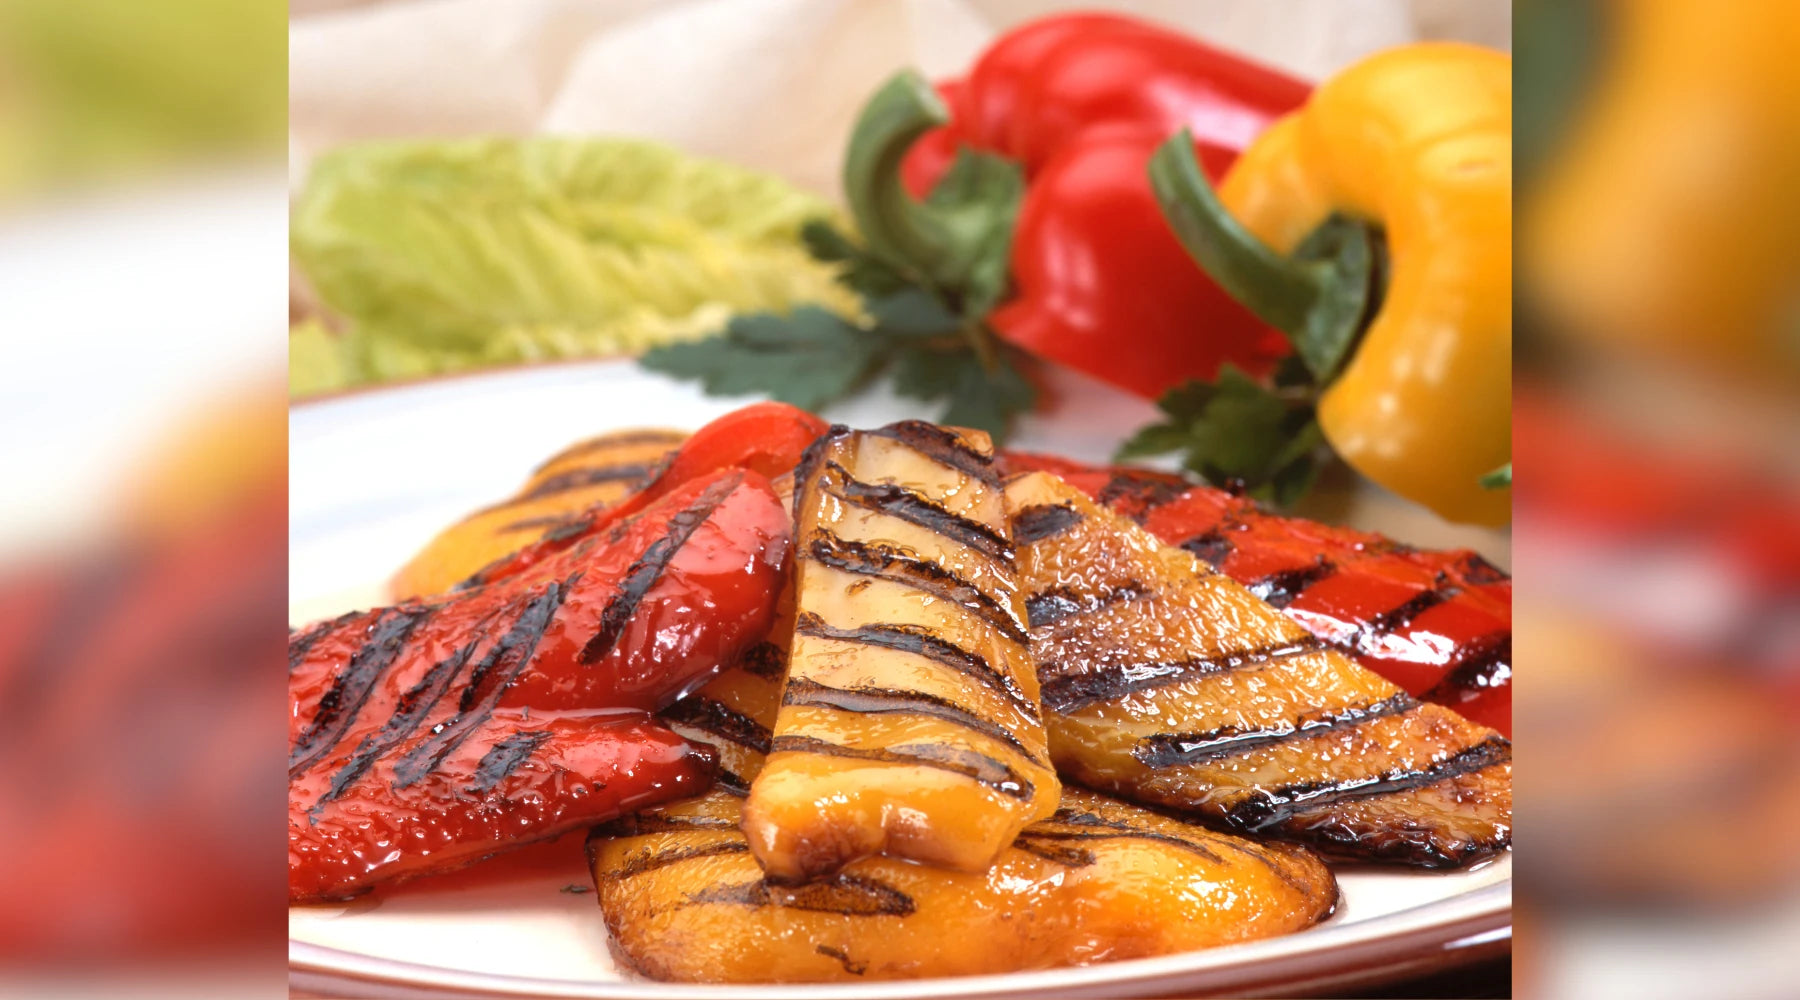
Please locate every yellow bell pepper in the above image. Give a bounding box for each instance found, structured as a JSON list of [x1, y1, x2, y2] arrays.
[[1149, 43, 1512, 526]]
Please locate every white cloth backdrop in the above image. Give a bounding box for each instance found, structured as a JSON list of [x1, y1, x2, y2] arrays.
[[289, 0, 1511, 198]]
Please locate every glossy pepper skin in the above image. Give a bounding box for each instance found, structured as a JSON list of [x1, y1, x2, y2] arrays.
[[288, 471, 789, 900], [1155, 43, 1512, 525], [864, 13, 1310, 399], [1000, 451, 1512, 736]]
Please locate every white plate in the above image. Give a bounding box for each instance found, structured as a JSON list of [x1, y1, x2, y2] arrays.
[[289, 359, 1511, 999]]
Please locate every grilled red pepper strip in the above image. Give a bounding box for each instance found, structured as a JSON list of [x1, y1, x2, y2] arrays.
[[460, 403, 825, 589], [288, 471, 788, 900], [1000, 451, 1512, 735], [882, 13, 1310, 398]]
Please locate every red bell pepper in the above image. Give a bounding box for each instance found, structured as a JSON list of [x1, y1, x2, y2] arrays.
[[874, 13, 1310, 399], [288, 470, 789, 900], [1001, 451, 1513, 735]]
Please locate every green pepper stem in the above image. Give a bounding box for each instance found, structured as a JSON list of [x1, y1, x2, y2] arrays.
[[841, 71, 956, 280]]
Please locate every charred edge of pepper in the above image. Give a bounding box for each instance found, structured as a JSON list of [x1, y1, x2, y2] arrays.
[[1217, 735, 1513, 837], [659, 695, 773, 755], [532, 430, 686, 473], [310, 615, 497, 814], [1421, 633, 1512, 704], [1037, 638, 1328, 714], [822, 464, 1013, 564], [289, 605, 433, 779], [736, 641, 789, 681], [1297, 810, 1509, 869], [579, 474, 745, 665], [607, 841, 752, 880], [866, 421, 1001, 487], [392, 576, 576, 788], [1095, 471, 1190, 519], [769, 735, 1035, 800], [1023, 581, 1149, 629], [678, 872, 917, 916], [1247, 559, 1338, 609], [1133, 692, 1422, 769], [781, 676, 1041, 762], [1179, 529, 1237, 570], [1456, 553, 1510, 586], [1011, 503, 1083, 545], [793, 613, 1036, 715], [808, 532, 1026, 643], [466, 728, 554, 793]]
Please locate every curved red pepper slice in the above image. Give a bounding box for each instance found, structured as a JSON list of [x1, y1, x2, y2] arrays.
[[1001, 451, 1513, 735], [288, 470, 789, 901]]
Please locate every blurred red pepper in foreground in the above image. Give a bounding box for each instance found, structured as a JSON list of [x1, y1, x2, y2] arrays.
[[856, 12, 1309, 399]]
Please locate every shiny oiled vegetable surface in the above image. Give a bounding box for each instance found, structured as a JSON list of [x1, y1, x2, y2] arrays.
[[742, 422, 1059, 880], [1005, 472, 1511, 867]]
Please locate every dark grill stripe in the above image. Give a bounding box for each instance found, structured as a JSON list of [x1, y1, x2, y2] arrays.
[[1012, 503, 1083, 544], [503, 463, 655, 505], [660, 695, 773, 754], [1015, 828, 1228, 867], [822, 464, 1012, 564], [1364, 579, 1460, 635], [1422, 633, 1512, 704], [1179, 530, 1236, 569], [579, 474, 742, 665], [770, 735, 1034, 799], [287, 610, 363, 675], [467, 729, 554, 793], [736, 641, 788, 681], [310, 617, 495, 814], [1036, 809, 1224, 865], [866, 421, 1000, 487], [807, 532, 1026, 643], [289, 606, 432, 779], [1218, 735, 1512, 834], [1247, 560, 1338, 609], [793, 613, 1035, 715], [1024, 582, 1149, 629], [607, 841, 750, 879], [534, 430, 685, 472], [1095, 471, 1188, 517], [1038, 638, 1327, 714], [1010, 838, 1097, 867], [392, 577, 574, 788], [1456, 553, 1510, 585], [1133, 692, 1421, 769], [612, 812, 740, 835], [680, 873, 916, 915], [781, 677, 1039, 761], [495, 513, 584, 534], [714, 768, 752, 797]]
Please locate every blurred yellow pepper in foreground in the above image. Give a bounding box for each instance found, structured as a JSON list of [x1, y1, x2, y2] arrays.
[[1151, 43, 1512, 526]]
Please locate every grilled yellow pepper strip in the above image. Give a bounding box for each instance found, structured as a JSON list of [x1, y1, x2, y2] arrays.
[[1151, 43, 1512, 526]]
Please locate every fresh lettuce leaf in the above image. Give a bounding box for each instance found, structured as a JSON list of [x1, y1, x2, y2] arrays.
[[290, 137, 859, 394]]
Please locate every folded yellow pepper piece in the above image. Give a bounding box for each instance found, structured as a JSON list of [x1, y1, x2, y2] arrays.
[[1150, 42, 1512, 526]]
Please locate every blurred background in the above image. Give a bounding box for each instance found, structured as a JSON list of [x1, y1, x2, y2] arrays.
[[2, 0, 1798, 996]]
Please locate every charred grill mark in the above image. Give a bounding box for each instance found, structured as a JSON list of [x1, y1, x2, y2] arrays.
[[1456, 553, 1510, 586], [392, 577, 574, 788], [866, 420, 1000, 487], [1178, 529, 1237, 569], [815, 945, 867, 976], [791, 425, 852, 521], [714, 768, 752, 797], [1423, 633, 1513, 704], [1219, 735, 1513, 835], [1033, 809, 1224, 865], [1024, 581, 1149, 629], [1133, 692, 1421, 769], [310, 618, 495, 815], [597, 811, 740, 838], [607, 841, 751, 879], [1012, 503, 1083, 545], [501, 463, 655, 506], [467, 728, 554, 793], [822, 464, 1013, 565], [781, 677, 1039, 761], [736, 641, 788, 681], [807, 532, 1026, 643], [1095, 471, 1189, 518], [681, 872, 917, 916], [494, 513, 587, 535], [793, 613, 1035, 714], [533, 430, 684, 472], [1010, 837, 1097, 867], [287, 611, 363, 675], [770, 735, 1035, 799], [1364, 577, 1460, 635], [1248, 559, 1338, 609], [579, 474, 742, 665], [1038, 638, 1328, 714], [289, 606, 432, 779], [659, 696, 773, 755]]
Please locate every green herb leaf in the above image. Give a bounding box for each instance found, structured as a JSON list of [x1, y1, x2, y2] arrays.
[[640, 306, 882, 412], [1480, 463, 1512, 489], [866, 288, 961, 337], [801, 219, 913, 299], [1117, 365, 1324, 507], [922, 149, 1025, 316], [890, 344, 1037, 440]]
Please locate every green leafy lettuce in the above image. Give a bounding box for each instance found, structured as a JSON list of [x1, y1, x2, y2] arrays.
[[289, 137, 859, 395]]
